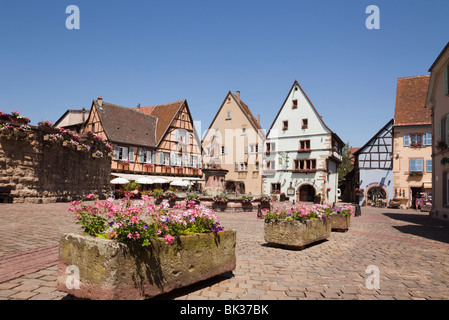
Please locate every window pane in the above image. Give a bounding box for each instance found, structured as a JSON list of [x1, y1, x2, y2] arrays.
[[426, 159, 432, 173]]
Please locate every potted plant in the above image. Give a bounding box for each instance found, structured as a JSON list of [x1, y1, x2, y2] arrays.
[[58, 194, 236, 300], [262, 204, 332, 250], [152, 188, 164, 204], [212, 193, 228, 211], [240, 195, 254, 211], [330, 204, 354, 232], [185, 193, 200, 206]]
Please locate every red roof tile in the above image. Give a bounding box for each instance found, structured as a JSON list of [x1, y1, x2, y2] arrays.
[[394, 75, 431, 126]]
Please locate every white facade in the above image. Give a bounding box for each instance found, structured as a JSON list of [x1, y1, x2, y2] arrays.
[[263, 81, 343, 204]]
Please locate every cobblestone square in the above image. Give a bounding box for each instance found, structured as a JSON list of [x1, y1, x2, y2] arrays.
[[1, 202, 449, 300]]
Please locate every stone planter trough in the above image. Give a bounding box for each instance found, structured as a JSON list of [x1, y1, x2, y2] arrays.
[[331, 214, 351, 232], [57, 230, 236, 300], [264, 218, 331, 250]]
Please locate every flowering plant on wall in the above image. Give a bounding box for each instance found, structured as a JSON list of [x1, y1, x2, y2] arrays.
[[10, 110, 30, 124], [212, 194, 227, 203], [67, 194, 224, 247]]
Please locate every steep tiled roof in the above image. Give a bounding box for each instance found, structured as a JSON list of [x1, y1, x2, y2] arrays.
[[139, 100, 185, 144], [94, 100, 157, 147], [394, 75, 431, 126]]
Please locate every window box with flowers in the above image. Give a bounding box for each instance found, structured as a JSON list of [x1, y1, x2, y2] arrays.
[[58, 195, 236, 300], [410, 142, 423, 148], [262, 204, 332, 250], [408, 171, 423, 177], [119, 160, 130, 170], [298, 148, 311, 153]]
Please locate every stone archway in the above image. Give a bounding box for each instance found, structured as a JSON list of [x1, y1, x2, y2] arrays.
[[297, 184, 316, 202], [365, 185, 388, 207]]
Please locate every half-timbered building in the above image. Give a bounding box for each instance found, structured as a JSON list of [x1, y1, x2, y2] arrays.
[[352, 119, 394, 207], [82, 96, 202, 184]]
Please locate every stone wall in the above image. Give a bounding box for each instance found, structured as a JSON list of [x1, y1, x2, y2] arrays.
[[0, 124, 111, 203]]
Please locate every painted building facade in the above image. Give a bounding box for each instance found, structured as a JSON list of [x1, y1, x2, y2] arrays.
[[426, 42, 449, 221], [392, 76, 432, 209], [262, 81, 343, 204], [352, 119, 394, 207], [201, 91, 265, 194]]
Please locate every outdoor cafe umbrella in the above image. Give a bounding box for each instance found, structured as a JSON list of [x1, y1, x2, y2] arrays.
[[170, 180, 191, 187], [152, 178, 169, 184], [136, 177, 153, 185], [110, 177, 129, 184]]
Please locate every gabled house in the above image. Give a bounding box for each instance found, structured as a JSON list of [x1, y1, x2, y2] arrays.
[[393, 75, 432, 209], [54, 108, 89, 133], [82, 96, 202, 183], [201, 91, 265, 194], [352, 119, 394, 207], [426, 42, 449, 220], [263, 80, 343, 204]]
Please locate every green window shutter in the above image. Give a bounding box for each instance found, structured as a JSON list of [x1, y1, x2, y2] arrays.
[[439, 120, 442, 142]]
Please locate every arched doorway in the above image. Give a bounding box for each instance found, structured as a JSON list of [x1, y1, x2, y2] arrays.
[[298, 184, 316, 202], [366, 186, 387, 207]]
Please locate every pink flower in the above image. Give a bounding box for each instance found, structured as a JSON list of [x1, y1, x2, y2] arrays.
[[86, 193, 95, 199], [130, 215, 139, 225], [164, 234, 174, 244]]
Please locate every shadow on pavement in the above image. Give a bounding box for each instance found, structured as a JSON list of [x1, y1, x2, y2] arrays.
[[383, 212, 449, 245], [148, 271, 234, 300]]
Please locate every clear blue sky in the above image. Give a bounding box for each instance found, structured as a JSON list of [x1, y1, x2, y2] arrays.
[[0, 0, 448, 147]]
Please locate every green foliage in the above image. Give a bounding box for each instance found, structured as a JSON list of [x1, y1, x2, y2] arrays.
[[124, 180, 141, 191], [338, 142, 354, 181]]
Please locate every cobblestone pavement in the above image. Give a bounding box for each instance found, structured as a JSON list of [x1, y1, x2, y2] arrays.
[[1, 202, 449, 300]]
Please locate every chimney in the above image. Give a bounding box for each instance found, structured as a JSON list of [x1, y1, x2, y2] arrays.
[[137, 103, 141, 111], [97, 95, 103, 107], [82, 107, 86, 121], [257, 114, 260, 125], [236, 91, 240, 101]]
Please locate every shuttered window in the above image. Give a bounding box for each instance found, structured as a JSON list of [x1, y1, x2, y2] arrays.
[[409, 159, 423, 172], [403, 134, 410, 147]]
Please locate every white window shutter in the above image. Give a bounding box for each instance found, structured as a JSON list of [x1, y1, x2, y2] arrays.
[[403, 134, 410, 147], [113, 146, 120, 160], [129, 148, 134, 162], [152, 151, 157, 164], [122, 147, 128, 161], [139, 149, 144, 163]]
